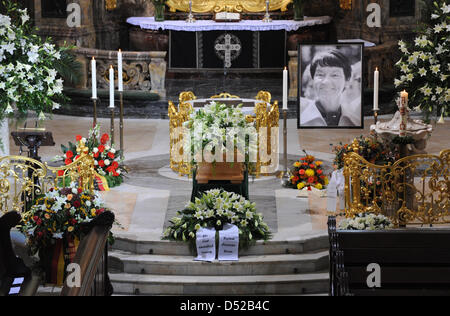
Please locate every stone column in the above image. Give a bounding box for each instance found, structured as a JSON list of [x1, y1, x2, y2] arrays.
[[149, 52, 167, 98], [288, 51, 298, 99]]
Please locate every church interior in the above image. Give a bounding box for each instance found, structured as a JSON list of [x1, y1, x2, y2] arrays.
[[0, 0, 449, 299]]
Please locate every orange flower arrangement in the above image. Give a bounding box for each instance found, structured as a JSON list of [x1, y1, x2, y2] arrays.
[[286, 152, 328, 191]]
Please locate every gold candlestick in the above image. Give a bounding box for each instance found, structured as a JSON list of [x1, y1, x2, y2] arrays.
[[119, 91, 124, 159]]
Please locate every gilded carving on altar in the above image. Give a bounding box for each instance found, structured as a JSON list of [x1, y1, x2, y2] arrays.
[[166, 0, 292, 13], [106, 0, 117, 11]]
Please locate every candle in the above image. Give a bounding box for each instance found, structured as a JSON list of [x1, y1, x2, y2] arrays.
[[118, 49, 123, 92], [283, 67, 288, 110], [91, 57, 97, 99], [401, 90, 408, 108], [109, 65, 115, 108], [373, 67, 379, 111], [399, 90, 408, 137]]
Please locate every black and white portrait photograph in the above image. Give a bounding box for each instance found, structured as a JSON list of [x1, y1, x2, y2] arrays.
[[298, 43, 364, 129]]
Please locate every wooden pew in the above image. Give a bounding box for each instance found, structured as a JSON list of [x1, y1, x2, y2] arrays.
[[328, 216, 450, 296], [0, 212, 31, 296]]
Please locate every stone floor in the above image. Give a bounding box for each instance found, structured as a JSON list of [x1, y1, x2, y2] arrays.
[[4, 115, 450, 243]]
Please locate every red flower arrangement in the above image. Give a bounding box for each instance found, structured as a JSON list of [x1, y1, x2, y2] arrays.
[[57, 125, 125, 188], [286, 152, 329, 191]]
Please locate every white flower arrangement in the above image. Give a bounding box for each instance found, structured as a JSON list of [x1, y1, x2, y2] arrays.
[[163, 189, 272, 249], [184, 101, 258, 166], [338, 213, 394, 231], [395, 0, 449, 121], [0, 3, 68, 137]]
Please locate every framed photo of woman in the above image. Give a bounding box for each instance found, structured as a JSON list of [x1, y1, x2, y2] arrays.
[[297, 43, 364, 129]]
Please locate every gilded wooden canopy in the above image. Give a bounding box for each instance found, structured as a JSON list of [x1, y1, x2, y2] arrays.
[[166, 0, 293, 13]]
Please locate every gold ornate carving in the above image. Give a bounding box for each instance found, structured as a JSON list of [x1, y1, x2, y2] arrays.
[[166, 0, 293, 13], [168, 91, 279, 178], [343, 146, 450, 227], [339, 0, 352, 10], [210, 92, 240, 99], [0, 145, 95, 215], [105, 0, 117, 11]]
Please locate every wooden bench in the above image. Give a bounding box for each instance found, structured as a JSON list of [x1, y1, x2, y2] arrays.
[[0, 212, 31, 296], [328, 216, 450, 296]]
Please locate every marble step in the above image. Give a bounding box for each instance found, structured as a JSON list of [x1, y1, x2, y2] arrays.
[[111, 234, 329, 256], [109, 250, 329, 276], [110, 272, 329, 296]]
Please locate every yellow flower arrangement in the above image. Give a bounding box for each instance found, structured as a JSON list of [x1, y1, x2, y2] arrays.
[[315, 183, 323, 190], [293, 161, 301, 168], [297, 182, 305, 190], [305, 169, 315, 177]]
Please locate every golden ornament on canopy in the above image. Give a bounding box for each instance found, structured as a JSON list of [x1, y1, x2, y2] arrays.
[[166, 0, 292, 13]]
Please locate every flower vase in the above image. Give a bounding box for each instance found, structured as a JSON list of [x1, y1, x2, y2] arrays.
[[0, 118, 10, 156], [39, 236, 79, 286], [154, 4, 165, 22], [293, 1, 304, 21]]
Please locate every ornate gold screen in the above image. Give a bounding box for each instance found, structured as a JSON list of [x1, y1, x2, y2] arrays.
[[166, 0, 293, 13], [343, 143, 450, 227]]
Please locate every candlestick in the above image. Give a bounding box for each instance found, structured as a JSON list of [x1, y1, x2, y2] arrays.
[[120, 91, 124, 159], [263, 0, 272, 22], [91, 57, 97, 99], [283, 67, 288, 110], [118, 49, 123, 92], [92, 98, 97, 127], [110, 106, 115, 146], [109, 65, 115, 108], [281, 109, 289, 184], [373, 67, 379, 111], [186, 0, 196, 23]]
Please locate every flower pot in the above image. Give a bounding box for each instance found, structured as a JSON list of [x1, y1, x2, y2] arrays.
[[293, 1, 304, 21], [39, 236, 79, 286], [154, 4, 165, 22]]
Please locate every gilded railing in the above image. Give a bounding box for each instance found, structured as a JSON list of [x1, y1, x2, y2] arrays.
[[0, 142, 95, 216], [168, 91, 279, 177], [344, 146, 450, 227]]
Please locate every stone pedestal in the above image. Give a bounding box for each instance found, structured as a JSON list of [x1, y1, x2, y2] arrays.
[[149, 52, 167, 98], [371, 111, 434, 154]]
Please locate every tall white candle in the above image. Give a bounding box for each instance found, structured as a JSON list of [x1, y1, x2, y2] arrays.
[[109, 65, 115, 108], [118, 49, 123, 92], [91, 57, 97, 99], [283, 67, 288, 110], [373, 67, 379, 111]]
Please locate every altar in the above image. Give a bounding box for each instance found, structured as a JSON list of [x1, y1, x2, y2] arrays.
[[126, 16, 332, 70]]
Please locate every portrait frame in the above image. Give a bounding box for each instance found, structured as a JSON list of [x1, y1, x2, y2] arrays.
[[297, 43, 364, 129]]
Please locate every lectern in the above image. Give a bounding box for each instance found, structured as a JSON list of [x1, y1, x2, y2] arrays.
[[11, 130, 55, 162]]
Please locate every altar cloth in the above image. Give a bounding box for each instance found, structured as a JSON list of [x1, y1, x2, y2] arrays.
[[127, 16, 332, 32]]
